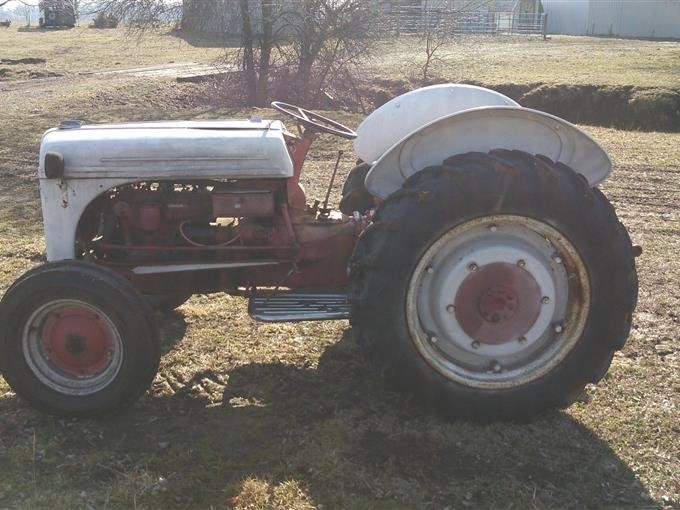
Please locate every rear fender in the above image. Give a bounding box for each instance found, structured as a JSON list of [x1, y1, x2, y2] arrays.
[[364, 106, 612, 200], [354, 84, 518, 164]]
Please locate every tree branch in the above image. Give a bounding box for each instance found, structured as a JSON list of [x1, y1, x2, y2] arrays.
[[0, 0, 31, 7]]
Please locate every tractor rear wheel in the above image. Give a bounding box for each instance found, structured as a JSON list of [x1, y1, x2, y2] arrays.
[[340, 162, 374, 215], [349, 150, 637, 421], [0, 261, 160, 417]]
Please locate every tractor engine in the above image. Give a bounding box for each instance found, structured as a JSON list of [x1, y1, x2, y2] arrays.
[[80, 178, 364, 292], [83, 180, 288, 263]]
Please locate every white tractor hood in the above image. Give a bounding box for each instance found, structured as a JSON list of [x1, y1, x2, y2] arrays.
[[39, 119, 294, 180]]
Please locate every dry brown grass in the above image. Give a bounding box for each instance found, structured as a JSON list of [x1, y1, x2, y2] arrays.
[[0, 28, 678, 510], [0, 25, 228, 81], [1, 26, 679, 88], [373, 35, 680, 88]]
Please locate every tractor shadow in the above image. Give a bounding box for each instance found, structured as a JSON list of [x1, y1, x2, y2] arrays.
[[0, 327, 655, 509], [99, 329, 654, 509], [154, 309, 188, 356]]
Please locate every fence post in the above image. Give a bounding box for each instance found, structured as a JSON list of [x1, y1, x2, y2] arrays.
[[542, 13, 548, 40]]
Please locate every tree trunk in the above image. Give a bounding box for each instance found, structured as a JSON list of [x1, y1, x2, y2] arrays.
[[256, 0, 274, 107], [239, 0, 257, 106]]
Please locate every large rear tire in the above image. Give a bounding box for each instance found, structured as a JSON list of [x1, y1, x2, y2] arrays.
[[349, 150, 637, 421], [339, 162, 374, 215], [0, 261, 161, 417]]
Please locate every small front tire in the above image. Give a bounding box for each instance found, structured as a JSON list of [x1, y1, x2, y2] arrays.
[[0, 261, 161, 417]]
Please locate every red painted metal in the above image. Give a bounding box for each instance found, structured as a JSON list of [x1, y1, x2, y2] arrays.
[[212, 191, 274, 218], [85, 132, 372, 296], [40, 305, 115, 376], [454, 262, 542, 345], [286, 132, 315, 212], [137, 203, 162, 232]]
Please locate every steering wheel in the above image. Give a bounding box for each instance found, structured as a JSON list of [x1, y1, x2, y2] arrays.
[[271, 101, 357, 140]]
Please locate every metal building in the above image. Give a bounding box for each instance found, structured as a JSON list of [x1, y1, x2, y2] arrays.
[[542, 0, 680, 39]]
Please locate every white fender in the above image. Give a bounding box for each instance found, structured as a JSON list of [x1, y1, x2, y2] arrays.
[[354, 84, 519, 164], [364, 106, 612, 200]]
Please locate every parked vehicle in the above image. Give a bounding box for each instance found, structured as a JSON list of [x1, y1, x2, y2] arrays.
[[0, 84, 638, 421], [39, 0, 76, 28]]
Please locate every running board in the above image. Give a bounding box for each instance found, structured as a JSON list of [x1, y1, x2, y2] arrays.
[[248, 289, 351, 322]]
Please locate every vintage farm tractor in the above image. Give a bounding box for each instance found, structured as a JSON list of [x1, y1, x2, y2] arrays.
[[0, 84, 638, 420]]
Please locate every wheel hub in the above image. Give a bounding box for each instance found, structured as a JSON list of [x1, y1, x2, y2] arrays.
[[406, 215, 590, 390], [455, 262, 542, 345], [40, 305, 114, 377], [21, 299, 124, 396], [479, 286, 517, 322]]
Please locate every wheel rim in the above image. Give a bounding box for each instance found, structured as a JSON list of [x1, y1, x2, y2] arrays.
[[406, 215, 591, 389], [22, 299, 123, 396]]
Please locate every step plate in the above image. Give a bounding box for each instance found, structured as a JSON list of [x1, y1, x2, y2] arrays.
[[249, 290, 351, 322]]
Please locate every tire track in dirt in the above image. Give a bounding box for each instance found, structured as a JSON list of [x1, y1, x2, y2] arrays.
[[0, 62, 225, 92]]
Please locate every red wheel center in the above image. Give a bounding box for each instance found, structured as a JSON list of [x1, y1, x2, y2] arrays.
[[455, 262, 542, 345], [478, 286, 518, 322], [40, 306, 114, 377]]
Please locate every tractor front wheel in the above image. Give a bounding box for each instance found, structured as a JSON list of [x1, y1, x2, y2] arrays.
[[350, 150, 637, 421], [0, 261, 160, 417]]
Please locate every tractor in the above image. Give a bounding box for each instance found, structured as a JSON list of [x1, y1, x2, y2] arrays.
[[0, 84, 638, 421]]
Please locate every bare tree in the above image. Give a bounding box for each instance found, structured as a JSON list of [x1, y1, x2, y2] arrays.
[[0, 0, 30, 8], [91, 0, 181, 29], [236, 0, 277, 107], [281, 0, 375, 103], [17, 1, 33, 25], [90, 0, 376, 106], [417, 0, 493, 81], [419, 2, 449, 81]]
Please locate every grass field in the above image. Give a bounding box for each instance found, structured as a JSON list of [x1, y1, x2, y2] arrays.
[[1, 26, 680, 87], [0, 27, 679, 510]]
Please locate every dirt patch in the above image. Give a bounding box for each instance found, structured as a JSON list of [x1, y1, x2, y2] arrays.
[[356, 79, 680, 132], [0, 57, 47, 65], [197, 74, 680, 132], [0, 67, 62, 82], [494, 82, 680, 132]]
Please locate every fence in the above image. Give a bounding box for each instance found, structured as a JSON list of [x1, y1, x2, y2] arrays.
[[371, 8, 547, 37]]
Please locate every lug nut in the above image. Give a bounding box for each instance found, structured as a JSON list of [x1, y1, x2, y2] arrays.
[[426, 266, 434, 274], [489, 224, 498, 232], [471, 340, 481, 349], [468, 263, 479, 272], [554, 323, 564, 334], [492, 361, 502, 373], [446, 304, 456, 313], [430, 336, 438, 344], [542, 296, 551, 304], [552, 253, 563, 264], [517, 260, 526, 268]]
